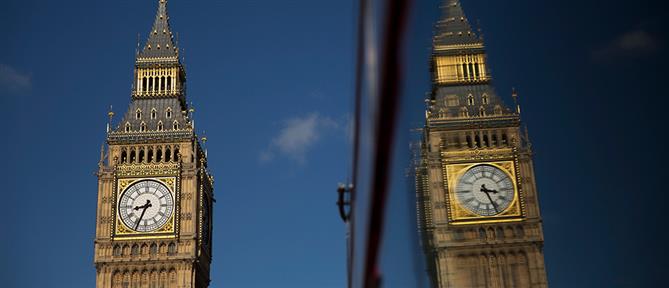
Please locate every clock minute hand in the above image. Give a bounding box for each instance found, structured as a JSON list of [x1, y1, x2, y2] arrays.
[[134, 200, 152, 230], [480, 185, 500, 213]]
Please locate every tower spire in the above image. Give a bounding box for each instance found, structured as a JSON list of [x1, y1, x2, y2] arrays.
[[137, 0, 178, 60], [434, 0, 482, 46]]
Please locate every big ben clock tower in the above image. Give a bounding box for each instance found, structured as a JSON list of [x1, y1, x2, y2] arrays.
[[417, 1, 548, 287], [94, 1, 214, 287]]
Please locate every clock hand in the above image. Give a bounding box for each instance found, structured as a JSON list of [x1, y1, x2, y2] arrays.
[[134, 200, 152, 230], [480, 185, 499, 213]]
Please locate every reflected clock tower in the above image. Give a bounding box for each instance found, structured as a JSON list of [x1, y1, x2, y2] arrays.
[[416, 1, 548, 287], [94, 1, 214, 287]]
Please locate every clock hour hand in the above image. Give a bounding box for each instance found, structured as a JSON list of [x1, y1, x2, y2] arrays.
[[480, 185, 500, 213]]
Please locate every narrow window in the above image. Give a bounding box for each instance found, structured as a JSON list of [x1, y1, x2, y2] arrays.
[[113, 245, 121, 256], [167, 243, 176, 255], [136, 109, 142, 119], [475, 135, 481, 147], [479, 106, 486, 116], [157, 121, 163, 131], [151, 109, 157, 119], [156, 149, 162, 162], [166, 108, 172, 118], [150, 244, 157, 255], [148, 149, 153, 163], [125, 122, 131, 132], [482, 94, 489, 105], [468, 94, 474, 106], [165, 148, 171, 162], [483, 134, 489, 147], [160, 76, 165, 92], [462, 63, 469, 80], [492, 134, 498, 146], [121, 150, 127, 163], [148, 77, 153, 91], [142, 77, 147, 92], [139, 149, 145, 163], [174, 147, 180, 161], [468, 63, 474, 80], [474, 62, 480, 79], [130, 150, 136, 163], [166, 76, 172, 91], [173, 120, 179, 130], [466, 135, 473, 148], [131, 245, 139, 255], [502, 134, 508, 145], [140, 122, 146, 132]]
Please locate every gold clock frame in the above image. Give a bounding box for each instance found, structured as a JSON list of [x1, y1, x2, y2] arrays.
[[443, 160, 525, 225], [111, 163, 181, 240]]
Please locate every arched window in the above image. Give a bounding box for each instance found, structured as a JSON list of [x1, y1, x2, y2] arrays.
[[492, 134, 498, 146], [150, 243, 157, 255], [130, 150, 136, 163], [468, 63, 474, 80], [460, 107, 468, 117], [173, 120, 179, 130], [496, 227, 505, 239], [136, 109, 142, 120], [474, 134, 481, 147], [125, 122, 131, 132], [148, 77, 153, 91], [166, 107, 172, 118], [148, 149, 153, 163], [151, 109, 157, 119], [113, 245, 122, 256], [139, 149, 145, 163], [131, 244, 139, 256], [174, 147, 180, 161], [140, 122, 146, 132], [121, 150, 127, 164], [478, 227, 486, 239], [167, 243, 176, 255], [483, 134, 489, 147], [482, 93, 489, 104], [156, 149, 163, 162], [502, 134, 508, 145], [157, 121, 163, 131], [142, 77, 147, 92], [467, 94, 474, 106], [466, 135, 473, 148], [160, 76, 165, 92], [479, 106, 486, 116], [153, 77, 158, 92], [166, 76, 172, 91], [165, 148, 171, 162], [122, 244, 130, 256]]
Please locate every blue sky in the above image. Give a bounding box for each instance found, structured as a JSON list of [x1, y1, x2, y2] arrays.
[[1, 0, 667, 287]]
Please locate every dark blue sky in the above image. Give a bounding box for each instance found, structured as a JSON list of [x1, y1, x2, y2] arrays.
[[1, 0, 667, 287]]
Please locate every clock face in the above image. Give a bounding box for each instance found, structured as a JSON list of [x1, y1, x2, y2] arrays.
[[118, 179, 174, 232], [455, 164, 515, 216]]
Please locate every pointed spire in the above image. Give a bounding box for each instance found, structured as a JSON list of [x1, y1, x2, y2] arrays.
[[137, 0, 178, 60], [434, 0, 482, 46]]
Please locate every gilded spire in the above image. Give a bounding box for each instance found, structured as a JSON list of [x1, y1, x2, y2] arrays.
[[434, 0, 482, 46], [137, 0, 178, 60]]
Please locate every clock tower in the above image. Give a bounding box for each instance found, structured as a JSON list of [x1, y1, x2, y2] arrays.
[[417, 1, 548, 287], [94, 1, 214, 287]]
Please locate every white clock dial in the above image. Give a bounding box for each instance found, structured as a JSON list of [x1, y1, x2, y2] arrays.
[[118, 179, 174, 232], [455, 164, 515, 216]]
